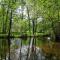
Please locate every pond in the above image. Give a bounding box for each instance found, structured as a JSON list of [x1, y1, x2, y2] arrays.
[[10, 37, 45, 60], [0, 37, 60, 60]]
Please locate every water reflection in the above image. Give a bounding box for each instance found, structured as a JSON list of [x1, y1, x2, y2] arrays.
[[10, 37, 46, 60], [0, 37, 60, 60]]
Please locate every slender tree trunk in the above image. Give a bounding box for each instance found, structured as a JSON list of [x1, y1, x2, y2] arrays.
[[5, 53, 6, 60], [8, 9, 13, 60], [1, 54, 2, 60]]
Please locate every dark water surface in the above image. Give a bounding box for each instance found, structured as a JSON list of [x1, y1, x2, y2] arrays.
[[0, 37, 59, 60]]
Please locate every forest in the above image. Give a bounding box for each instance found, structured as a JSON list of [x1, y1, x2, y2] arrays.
[[0, 0, 60, 60]]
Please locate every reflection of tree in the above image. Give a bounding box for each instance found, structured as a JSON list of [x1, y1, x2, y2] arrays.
[[0, 0, 60, 60]]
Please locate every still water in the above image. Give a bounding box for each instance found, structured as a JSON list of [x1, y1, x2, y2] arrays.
[[0, 37, 59, 60], [10, 37, 45, 60]]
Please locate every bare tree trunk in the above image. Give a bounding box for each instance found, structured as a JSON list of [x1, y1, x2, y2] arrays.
[[8, 9, 13, 60]]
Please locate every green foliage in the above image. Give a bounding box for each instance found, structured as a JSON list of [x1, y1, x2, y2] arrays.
[[0, 0, 60, 59]]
